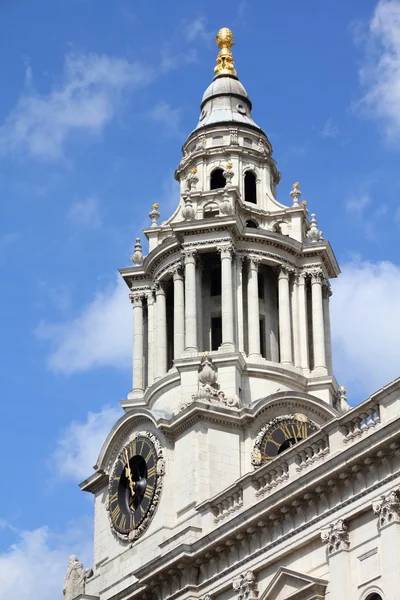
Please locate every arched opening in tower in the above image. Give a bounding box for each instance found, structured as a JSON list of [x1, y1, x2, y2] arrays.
[[210, 168, 226, 190], [244, 171, 257, 204]]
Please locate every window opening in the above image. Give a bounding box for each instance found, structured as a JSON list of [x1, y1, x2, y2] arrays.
[[210, 168, 226, 190], [211, 265, 222, 296], [211, 316, 222, 350], [244, 171, 257, 204]]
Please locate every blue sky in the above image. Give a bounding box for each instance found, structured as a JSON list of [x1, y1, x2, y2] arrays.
[[1, 0, 400, 597]]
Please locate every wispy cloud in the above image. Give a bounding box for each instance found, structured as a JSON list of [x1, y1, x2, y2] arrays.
[[68, 197, 102, 230], [182, 16, 212, 45], [320, 116, 339, 138], [0, 52, 154, 161], [149, 102, 182, 136], [0, 518, 92, 600], [356, 0, 400, 142], [36, 276, 131, 374], [52, 405, 121, 480], [345, 183, 387, 240], [331, 258, 400, 398]]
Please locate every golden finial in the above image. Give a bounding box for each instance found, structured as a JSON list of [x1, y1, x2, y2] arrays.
[[152, 203, 159, 210], [226, 161, 233, 169], [293, 182, 300, 189], [214, 27, 237, 77], [190, 167, 197, 174], [301, 200, 307, 207]]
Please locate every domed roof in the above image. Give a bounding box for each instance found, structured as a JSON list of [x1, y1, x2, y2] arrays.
[[201, 76, 250, 105]]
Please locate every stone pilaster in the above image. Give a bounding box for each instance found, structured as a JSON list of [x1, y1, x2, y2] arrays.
[[373, 489, 400, 599], [278, 266, 293, 365], [130, 292, 144, 395], [323, 281, 333, 375], [321, 519, 350, 598], [182, 248, 198, 352], [247, 256, 261, 358], [155, 283, 167, 379], [218, 243, 235, 351]]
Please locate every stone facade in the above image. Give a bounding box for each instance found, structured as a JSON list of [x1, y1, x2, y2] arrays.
[[69, 27, 400, 600]]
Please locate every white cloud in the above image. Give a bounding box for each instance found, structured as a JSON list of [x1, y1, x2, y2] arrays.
[[68, 197, 102, 230], [357, 0, 400, 141], [182, 16, 211, 45], [36, 275, 132, 374], [331, 259, 400, 398], [0, 52, 153, 160], [320, 116, 339, 138], [0, 519, 92, 600], [53, 405, 121, 480], [345, 192, 371, 216], [150, 102, 182, 136]]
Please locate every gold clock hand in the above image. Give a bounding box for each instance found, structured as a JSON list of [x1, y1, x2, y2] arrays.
[[124, 449, 136, 500]]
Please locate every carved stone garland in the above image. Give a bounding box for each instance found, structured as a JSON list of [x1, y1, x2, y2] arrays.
[[106, 431, 165, 545], [232, 569, 258, 600], [251, 414, 319, 469], [321, 519, 350, 555], [179, 353, 240, 411]]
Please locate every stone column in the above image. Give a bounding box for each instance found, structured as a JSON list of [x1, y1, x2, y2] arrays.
[[321, 519, 350, 598], [311, 270, 327, 371], [247, 256, 261, 358], [155, 283, 167, 378], [130, 292, 144, 393], [278, 266, 293, 365], [218, 243, 235, 351], [373, 488, 400, 600], [297, 272, 309, 372], [236, 255, 244, 353], [145, 290, 155, 386], [291, 275, 299, 367], [172, 266, 185, 359], [323, 282, 333, 375], [182, 248, 197, 352], [196, 260, 203, 351]]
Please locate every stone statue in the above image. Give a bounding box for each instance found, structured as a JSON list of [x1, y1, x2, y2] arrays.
[[63, 555, 92, 600]]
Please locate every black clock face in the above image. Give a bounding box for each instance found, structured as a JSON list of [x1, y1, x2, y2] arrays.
[[108, 436, 157, 536], [259, 417, 318, 462]]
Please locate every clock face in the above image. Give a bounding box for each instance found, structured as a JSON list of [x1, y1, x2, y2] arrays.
[[108, 433, 163, 541], [253, 415, 318, 466]]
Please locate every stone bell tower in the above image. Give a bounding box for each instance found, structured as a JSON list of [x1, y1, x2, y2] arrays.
[[69, 27, 395, 600], [120, 26, 340, 414]]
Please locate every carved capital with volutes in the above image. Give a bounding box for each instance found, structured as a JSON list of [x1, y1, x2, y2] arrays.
[[321, 519, 350, 555], [129, 292, 143, 307], [169, 263, 184, 281], [232, 570, 258, 600], [217, 243, 234, 259], [247, 255, 261, 271], [310, 269, 325, 285], [373, 489, 400, 529], [181, 247, 197, 264], [144, 289, 155, 305]]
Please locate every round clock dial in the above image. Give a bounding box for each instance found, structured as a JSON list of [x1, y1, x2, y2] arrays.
[[253, 415, 318, 467], [108, 433, 163, 541]]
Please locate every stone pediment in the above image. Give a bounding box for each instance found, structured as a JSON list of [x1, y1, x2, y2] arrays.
[[260, 567, 328, 600]]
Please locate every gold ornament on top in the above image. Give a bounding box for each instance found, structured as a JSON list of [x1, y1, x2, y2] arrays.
[[214, 27, 237, 77], [152, 203, 159, 210]]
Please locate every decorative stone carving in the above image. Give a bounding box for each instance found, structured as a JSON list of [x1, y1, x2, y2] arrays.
[[181, 193, 196, 220], [186, 167, 199, 191], [129, 292, 143, 307], [337, 386, 351, 413], [223, 162, 234, 187], [373, 488, 400, 528], [219, 191, 233, 215], [130, 238, 144, 265], [257, 137, 268, 155], [179, 354, 240, 411], [149, 203, 160, 227], [63, 555, 93, 600], [321, 519, 350, 555], [308, 213, 323, 242], [289, 182, 301, 207], [232, 569, 258, 600], [229, 128, 238, 145]]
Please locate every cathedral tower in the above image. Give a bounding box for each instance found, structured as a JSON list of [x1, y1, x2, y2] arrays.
[[66, 28, 400, 600]]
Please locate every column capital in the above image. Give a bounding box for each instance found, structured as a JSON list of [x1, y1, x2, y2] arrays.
[[373, 488, 400, 529], [181, 247, 197, 263], [155, 281, 167, 296], [129, 292, 144, 307], [295, 270, 307, 285], [169, 263, 184, 281], [247, 255, 261, 271], [278, 264, 291, 280], [309, 269, 325, 284], [321, 518, 350, 555], [145, 290, 155, 305], [217, 243, 234, 259], [323, 280, 332, 298]]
